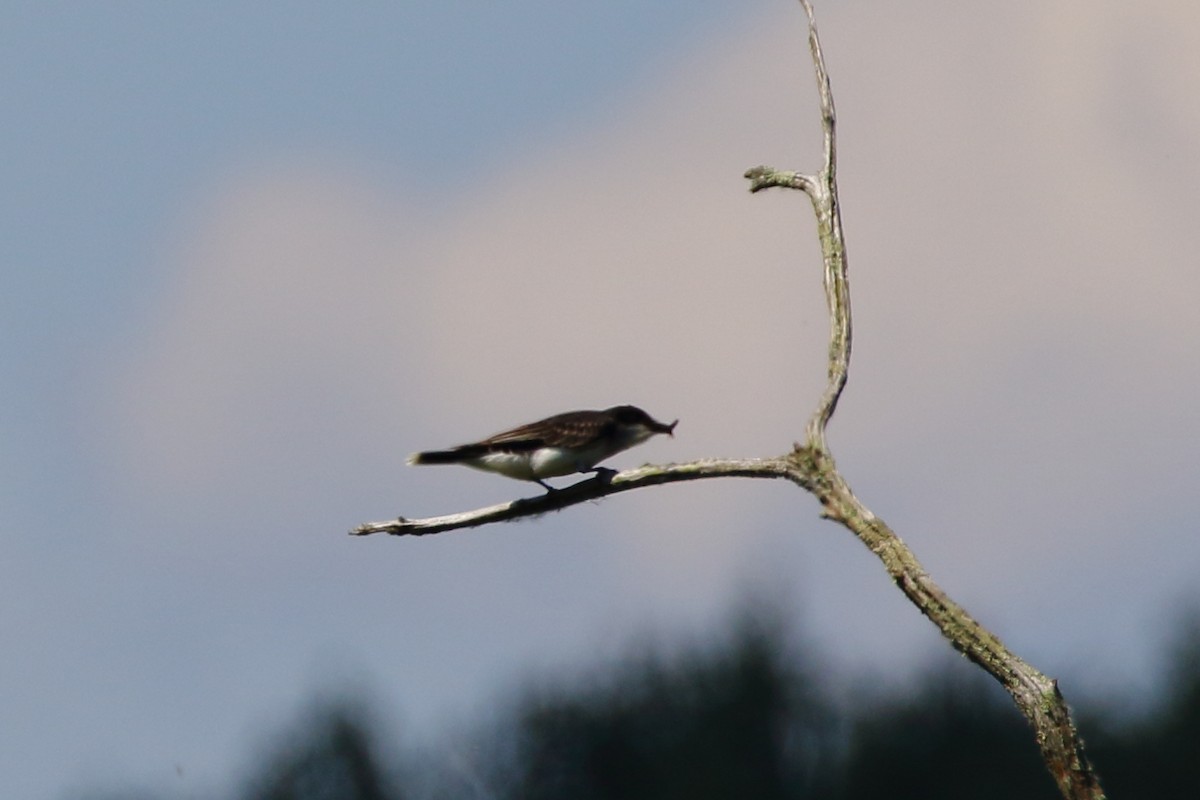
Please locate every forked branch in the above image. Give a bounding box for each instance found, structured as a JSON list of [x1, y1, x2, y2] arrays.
[[746, 2, 1104, 797], [351, 3, 1105, 796]]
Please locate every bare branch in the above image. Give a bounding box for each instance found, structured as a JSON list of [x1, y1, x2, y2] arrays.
[[736, 2, 1105, 797], [745, 0, 848, 454], [351, 3, 1107, 796], [814, 471, 1105, 799], [352, 458, 793, 536]]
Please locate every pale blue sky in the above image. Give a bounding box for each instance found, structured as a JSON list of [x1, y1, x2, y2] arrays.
[[4, 4, 764, 797], [5, 2, 1200, 799], [1, 0, 752, 497]]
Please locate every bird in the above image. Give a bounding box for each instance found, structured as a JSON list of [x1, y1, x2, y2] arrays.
[[407, 405, 677, 489]]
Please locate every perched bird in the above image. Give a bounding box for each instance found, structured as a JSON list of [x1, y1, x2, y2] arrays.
[[407, 405, 677, 489]]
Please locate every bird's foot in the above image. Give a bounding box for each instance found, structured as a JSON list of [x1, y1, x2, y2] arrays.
[[587, 466, 617, 484]]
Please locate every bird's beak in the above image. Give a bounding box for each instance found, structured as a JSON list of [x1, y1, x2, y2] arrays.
[[665, 419, 678, 437]]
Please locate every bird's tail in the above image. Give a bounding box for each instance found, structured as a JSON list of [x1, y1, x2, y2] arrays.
[[407, 447, 482, 465]]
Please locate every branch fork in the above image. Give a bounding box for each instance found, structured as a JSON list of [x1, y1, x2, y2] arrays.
[[351, 2, 1105, 797]]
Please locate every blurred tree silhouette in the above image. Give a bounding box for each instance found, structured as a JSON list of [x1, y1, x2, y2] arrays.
[[238, 699, 401, 800], [495, 609, 834, 800], [1083, 609, 1200, 799], [75, 606, 1200, 799], [835, 669, 1059, 800]]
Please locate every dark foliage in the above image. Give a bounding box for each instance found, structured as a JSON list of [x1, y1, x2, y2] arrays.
[[501, 613, 833, 800], [238, 700, 399, 800], [834, 670, 1060, 800], [78, 608, 1200, 799], [1082, 612, 1200, 799]]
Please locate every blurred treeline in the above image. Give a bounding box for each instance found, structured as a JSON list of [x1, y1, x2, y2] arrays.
[[85, 608, 1200, 800]]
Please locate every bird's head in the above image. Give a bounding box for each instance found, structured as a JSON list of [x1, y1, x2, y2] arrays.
[[609, 405, 678, 437]]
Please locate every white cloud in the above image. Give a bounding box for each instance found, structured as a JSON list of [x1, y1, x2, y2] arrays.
[[109, 0, 1200, 697]]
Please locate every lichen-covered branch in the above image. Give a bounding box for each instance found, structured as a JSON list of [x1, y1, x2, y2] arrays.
[[741, 2, 1105, 797], [746, 0, 848, 455], [801, 445, 1104, 798]]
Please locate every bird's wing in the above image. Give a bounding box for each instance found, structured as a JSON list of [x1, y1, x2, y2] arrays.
[[481, 410, 606, 450]]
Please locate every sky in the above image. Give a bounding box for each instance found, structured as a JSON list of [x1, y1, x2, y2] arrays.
[[4, 1, 1199, 797]]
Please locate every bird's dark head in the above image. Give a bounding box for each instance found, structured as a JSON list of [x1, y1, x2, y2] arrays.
[[609, 405, 678, 437]]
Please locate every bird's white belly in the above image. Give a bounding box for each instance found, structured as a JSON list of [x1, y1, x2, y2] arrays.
[[529, 447, 588, 478], [469, 452, 537, 479], [467, 447, 592, 480]]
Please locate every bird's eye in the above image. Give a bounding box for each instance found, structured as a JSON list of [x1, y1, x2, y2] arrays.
[[615, 407, 644, 424]]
